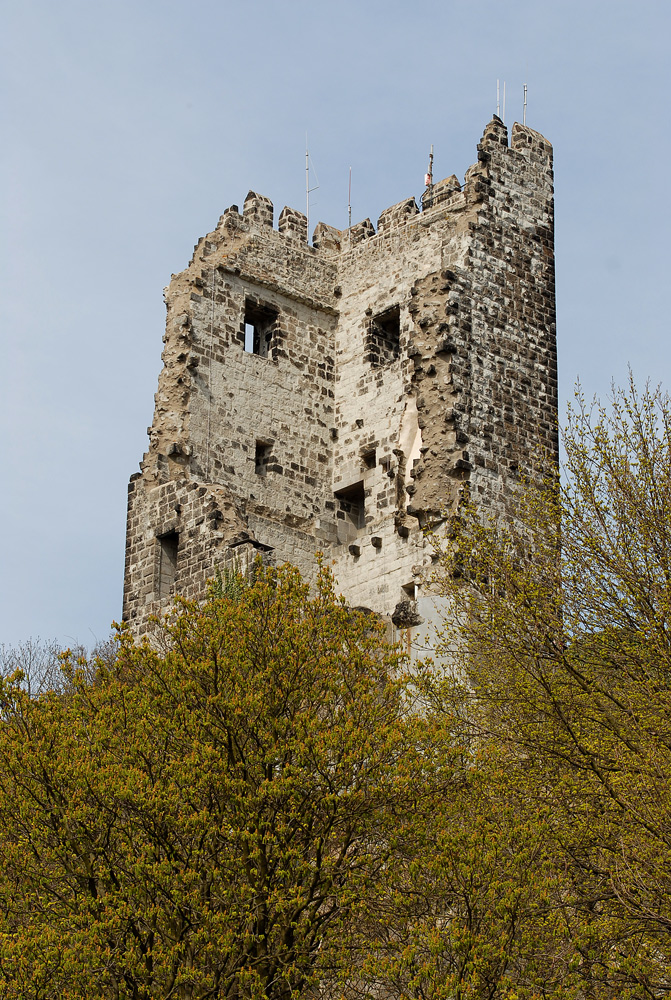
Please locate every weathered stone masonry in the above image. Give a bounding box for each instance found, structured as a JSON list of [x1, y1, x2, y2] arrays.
[[123, 117, 557, 636]]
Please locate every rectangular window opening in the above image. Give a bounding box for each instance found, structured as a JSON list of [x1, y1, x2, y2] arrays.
[[244, 300, 278, 357], [255, 440, 272, 476], [402, 581, 416, 600], [367, 305, 400, 367], [334, 481, 365, 531], [362, 449, 377, 470], [158, 531, 179, 599]]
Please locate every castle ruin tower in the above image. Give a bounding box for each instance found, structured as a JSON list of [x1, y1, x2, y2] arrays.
[[123, 117, 557, 638]]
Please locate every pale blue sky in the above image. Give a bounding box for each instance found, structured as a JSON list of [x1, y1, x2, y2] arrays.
[[1, 0, 669, 647]]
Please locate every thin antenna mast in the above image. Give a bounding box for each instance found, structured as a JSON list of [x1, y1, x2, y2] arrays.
[[523, 83, 527, 125], [497, 79, 500, 118], [305, 133, 319, 237], [348, 166, 352, 231], [424, 144, 434, 208]]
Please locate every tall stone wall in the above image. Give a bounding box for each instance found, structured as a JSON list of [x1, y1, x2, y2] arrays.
[[123, 116, 557, 636]]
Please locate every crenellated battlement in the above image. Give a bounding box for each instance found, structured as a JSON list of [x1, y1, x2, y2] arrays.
[[188, 118, 553, 266], [243, 189, 273, 228], [377, 197, 419, 233], [510, 120, 553, 159], [278, 205, 308, 242], [124, 116, 557, 640]]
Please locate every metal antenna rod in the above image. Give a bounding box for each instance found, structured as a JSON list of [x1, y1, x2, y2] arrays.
[[348, 167, 352, 231], [497, 79, 500, 118], [424, 144, 434, 209], [305, 133, 319, 238], [523, 83, 527, 125]]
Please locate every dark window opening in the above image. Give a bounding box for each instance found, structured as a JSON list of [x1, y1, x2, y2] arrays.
[[402, 581, 416, 600], [334, 481, 365, 531], [158, 531, 179, 598], [255, 440, 272, 476], [362, 449, 377, 470], [244, 300, 278, 358], [367, 305, 400, 367]]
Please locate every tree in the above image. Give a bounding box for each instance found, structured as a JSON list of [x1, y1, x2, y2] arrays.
[[6, 379, 669, 999], [0, 637, 117, 699], [348, 747, 576, 1000], [0, 563, 431, 1000], [430, 377, 671, 997]]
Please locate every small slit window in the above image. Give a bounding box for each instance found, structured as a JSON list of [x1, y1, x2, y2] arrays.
[[255, 440, 272, 476], [367, 306, 400, 367], [158, 531, 179, 598], [244, 300, 278, 358]]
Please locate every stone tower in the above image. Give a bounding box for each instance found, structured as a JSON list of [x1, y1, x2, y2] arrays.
[[123, 117, 557, 638]]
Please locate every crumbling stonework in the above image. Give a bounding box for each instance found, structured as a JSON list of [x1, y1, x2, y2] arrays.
[[123, 117, 557, 636]]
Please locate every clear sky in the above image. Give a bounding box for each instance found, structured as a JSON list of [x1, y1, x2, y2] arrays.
[[1, 0, 669, 648]]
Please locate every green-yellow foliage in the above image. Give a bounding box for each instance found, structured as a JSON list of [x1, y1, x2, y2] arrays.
[[431, 377, 671, 998], [0, 564, 430, 1000], [3, 377, 670, 1000], [352, 750, 574, 1000]]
